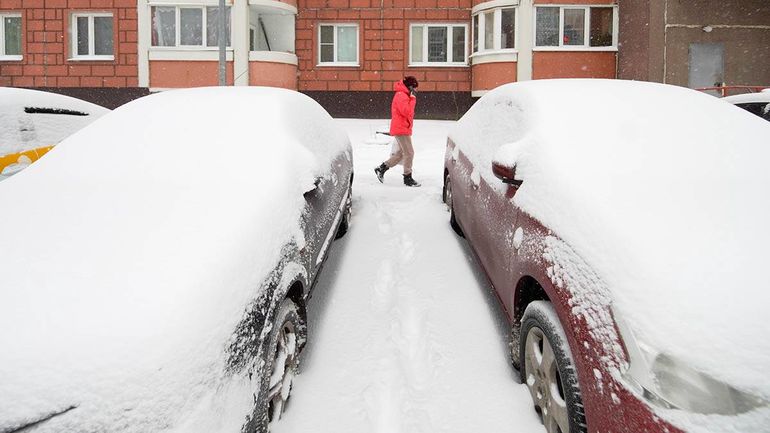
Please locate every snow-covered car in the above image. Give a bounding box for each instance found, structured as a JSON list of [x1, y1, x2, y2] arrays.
[[722, 90, 770, 121], [0, 87, 353, 433], [444, 80, 770, 433], [0, 87, 109, 179]]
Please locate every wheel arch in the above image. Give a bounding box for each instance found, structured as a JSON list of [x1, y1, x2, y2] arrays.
[[511, 275, 551, 367]]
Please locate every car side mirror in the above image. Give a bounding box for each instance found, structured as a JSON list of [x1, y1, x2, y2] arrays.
[[492, 161, 523, 189]]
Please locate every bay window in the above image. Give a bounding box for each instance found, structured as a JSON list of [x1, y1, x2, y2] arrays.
[[535, 6, 617, 49], [410, 24, 467, 66], [472, 7, 516, 53], [151, 5, 231, 48]]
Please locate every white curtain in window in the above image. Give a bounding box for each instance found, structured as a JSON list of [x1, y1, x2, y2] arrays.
[[152, 7, 176, 46], [337, 26, 356, 62], [180, 8, 203, 45], [411, 26, 423, 63]]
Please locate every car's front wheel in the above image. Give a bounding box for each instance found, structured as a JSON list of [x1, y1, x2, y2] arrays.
[[254, 298, 306, 432], [520, 301, 587, 433]]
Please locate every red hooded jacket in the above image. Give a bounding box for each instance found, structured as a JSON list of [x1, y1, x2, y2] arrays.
[[389, 80, 417, 136]]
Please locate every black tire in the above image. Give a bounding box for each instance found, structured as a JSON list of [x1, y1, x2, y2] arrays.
[[335, 184, 352, 239], [444, 175, 464, 237], [252, 298, 306, 432], [519, 301, 586, 433]]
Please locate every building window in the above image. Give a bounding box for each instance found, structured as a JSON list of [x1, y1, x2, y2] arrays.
[[318, 24, 358, 66], [0, 13, 22, 60], [472, 7, 516, 53], [71, 13, 113, 60], [535, 6, 616, 49], [151, 6, 231, 48], [410, 24, 467, 66]]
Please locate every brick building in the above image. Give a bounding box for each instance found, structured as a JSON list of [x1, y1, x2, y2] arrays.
[[0, 0, 767, 117]]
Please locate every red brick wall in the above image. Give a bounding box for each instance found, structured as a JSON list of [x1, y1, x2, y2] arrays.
[[0, 0, 137, 88], [295, 0, 472, 92]]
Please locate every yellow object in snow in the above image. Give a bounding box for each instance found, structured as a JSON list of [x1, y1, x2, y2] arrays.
[[0, 146, 54, 174]]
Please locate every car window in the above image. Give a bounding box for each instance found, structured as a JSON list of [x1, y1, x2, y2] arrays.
[[735, 102, 770, 122], [24, 107, 91, 116]]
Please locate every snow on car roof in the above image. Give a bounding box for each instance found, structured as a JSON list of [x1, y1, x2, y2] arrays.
[[0, 87, 350, 432], [722, 90, 770, 105], [0, 87, 110, 156], [450, 79, 770, 400]]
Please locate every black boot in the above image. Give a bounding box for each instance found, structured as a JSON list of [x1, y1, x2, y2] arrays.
[[403, 173, 421, 187], [374, 163, 389, 183]]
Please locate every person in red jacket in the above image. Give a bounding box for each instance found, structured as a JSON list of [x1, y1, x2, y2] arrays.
[[374, 76, 421, 187]]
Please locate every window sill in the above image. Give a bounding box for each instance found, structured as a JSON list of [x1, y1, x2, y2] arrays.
[[249, 51, 298, 65], [68, 56, 115, 61], [532, 46, 618, 52], [316, 63, 360, 68], [470, 50, 518, 64], [0, 55, 22, 61], [408, 63, 469, 68]]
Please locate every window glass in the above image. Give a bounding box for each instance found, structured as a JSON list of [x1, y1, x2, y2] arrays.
[[94, 16, 113, 55], [563, 8, 585, 45], [151, 7, 176, 47], [411, 26, 423, 63], [206, 6, 232, 47], [337, 26, 357, 62], [452, 26, 464, 62], [535, 7, 559, 46], [180, 8, 203, 46], [589, 7, 613, 47], [427, 26, 447, 62], [4, 16, 22, 55], [501, 8, 515, 49], [472, 14, 478, 53], [484, 11, 493, 50], [76, 16, 89, 55]]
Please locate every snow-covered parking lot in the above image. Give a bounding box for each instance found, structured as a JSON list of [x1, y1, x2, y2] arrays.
[[273, 119, 544, 433]]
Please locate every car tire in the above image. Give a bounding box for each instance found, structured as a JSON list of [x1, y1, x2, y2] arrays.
[[335, 184, 352, 239], [443, 175, 464, 237], [254, 298, 306, 432], [520, 301, 587, 433]]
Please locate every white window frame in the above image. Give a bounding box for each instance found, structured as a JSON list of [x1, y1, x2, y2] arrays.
[[472, 7, 517, 54], [70, 12, 114, 61], [533, 5, 618, 51], [317, 23, 359, 67], [408, 23, 468, 67], [150, 5, 232, 50], [0, 13, 22, 61]]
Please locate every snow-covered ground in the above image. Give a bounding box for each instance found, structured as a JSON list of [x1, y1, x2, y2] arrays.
[[273, 119, 544, 433]]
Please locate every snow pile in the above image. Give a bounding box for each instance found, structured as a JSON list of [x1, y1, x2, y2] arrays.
[[0, 88, 109, 156], [451, 80, 770, 429], [0, 87, 349, 432]]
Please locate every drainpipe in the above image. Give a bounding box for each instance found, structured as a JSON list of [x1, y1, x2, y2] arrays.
[[218, 0, 227, 85]]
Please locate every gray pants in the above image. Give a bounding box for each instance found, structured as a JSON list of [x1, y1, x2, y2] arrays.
[[384, 135, 414, 175]]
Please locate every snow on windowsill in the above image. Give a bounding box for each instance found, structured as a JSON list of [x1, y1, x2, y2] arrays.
[[67, 55, 115, 62], [408, 62, 469, 68], [532, 46, 618, 52], [0, 55, 22, 61]]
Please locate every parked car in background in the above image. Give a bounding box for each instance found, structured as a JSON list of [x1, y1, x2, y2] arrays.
[[0, 88, 109, 179], [0, 87, 353, 433], [722, 90, 770, 121], [444, 79, 770, 433]]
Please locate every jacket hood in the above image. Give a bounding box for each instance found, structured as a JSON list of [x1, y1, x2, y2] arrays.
[[394, 80, 410, 94]]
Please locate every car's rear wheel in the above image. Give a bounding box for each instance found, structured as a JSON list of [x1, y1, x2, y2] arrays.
[[443, 175, 464, 237], [520, 301, 586, 433], [254, 298, 305, 432], [335, 184, 352, 239]]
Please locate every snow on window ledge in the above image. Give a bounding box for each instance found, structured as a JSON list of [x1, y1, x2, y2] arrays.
[[68, 55, 115, 61], [407, 62, 469, 68], [532, 46, 618, 52], [0, 55, 22, 61]]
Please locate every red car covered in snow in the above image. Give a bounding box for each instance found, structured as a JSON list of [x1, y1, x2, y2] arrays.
[[443, 80, 770, 433]]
